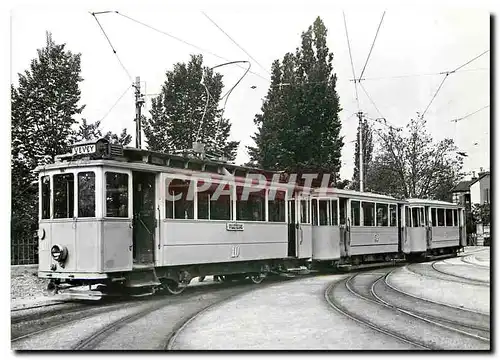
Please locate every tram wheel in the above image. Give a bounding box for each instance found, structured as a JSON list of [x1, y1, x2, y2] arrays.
[[248, 273, 266, 284], [163, 280, 186, 295]]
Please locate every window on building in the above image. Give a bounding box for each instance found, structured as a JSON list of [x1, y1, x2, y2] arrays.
[[105, 172, 128, 218], [351, 200, 360, 226], [445, 209, 453, 227], [41, 176, 50, 219], [362, 202, 375, 226], [389, 204, 397, 227], [431, 208, 437, 227], [53, 173, 74, 219], [376, 203, 388, 226], [268, 190, 285, 222], [437, 208, 445, 226], [319, 200, 330, 226], [78, 172, 95, 217], [331, 199, 339, 226], [236, 186, 265, 221], [484, 189, 490, 204]]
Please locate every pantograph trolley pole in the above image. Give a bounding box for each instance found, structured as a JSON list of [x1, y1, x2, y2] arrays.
[[357, 111, 364, 192], [134, 76, 145, 149]]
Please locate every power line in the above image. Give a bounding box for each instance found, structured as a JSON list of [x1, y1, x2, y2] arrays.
[[419, 49, 489, 119], [420, 73, 448, 119], [114, 11, 270, 82], [201, 12, 271, 77], [90, 12, 133, 82], [358, 11, 386, 80], [98, 85, 133, 123], [451, 105, 489, 123], [449, 49, 489, 74], [342, 11, 359, 109], [359, 82, 384, 119], [359, 67, 488, 81]]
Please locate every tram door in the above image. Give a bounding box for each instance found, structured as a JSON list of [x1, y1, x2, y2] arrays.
[[339, 198, 349, 257], [132, 171, 156, 266], [287, 199, 297, 257]]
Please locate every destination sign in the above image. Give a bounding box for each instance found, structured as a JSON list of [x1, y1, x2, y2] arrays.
[[226, 222, 244, 231], [72, 144, 96, 155]]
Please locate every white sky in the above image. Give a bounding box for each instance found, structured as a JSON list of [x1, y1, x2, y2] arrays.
[[8, 1, 491, 181]]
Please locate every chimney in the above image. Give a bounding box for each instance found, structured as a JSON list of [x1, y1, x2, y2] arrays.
[[471, 171, 477, 180]]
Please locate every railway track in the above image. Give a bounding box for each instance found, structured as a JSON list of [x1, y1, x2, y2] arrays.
[[325, 268, 490, 350]]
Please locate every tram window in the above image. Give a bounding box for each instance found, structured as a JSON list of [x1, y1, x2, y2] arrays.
[[405, 207, 411, 227], [299, 200, 310, 224], [389, 204, 397, 227], [411, 208, 419, 227], [319, 200, 329, 226], [453, 209, 458, 226], [105, 172, 128, 217], [419, 208, 425, 227], [311, 199, 318, 225], [339, 200, 346, 225], [362, 202, 375, 226], [437, 209, 445, 226], [431, 208, 437, 227], [53, 173, 74, 219], [78, 172, 95, 217], [268, 190, 285, 222], [351, 201, 360, 226], [236, 186, 265, 221], [197, 181, 232, 220], [331, 200, 339, 226], [445, 209, 453, 227], [376, 203, 388, 226], [41, 176, 50, 219], [166, 178, 194, 220]]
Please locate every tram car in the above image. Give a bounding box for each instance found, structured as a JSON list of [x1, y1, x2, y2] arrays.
[[309, 189, 465, 269], [35, 139, 313, 299]]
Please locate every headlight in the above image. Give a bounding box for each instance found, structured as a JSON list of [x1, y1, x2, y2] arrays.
[[50, 244, 68, 262]]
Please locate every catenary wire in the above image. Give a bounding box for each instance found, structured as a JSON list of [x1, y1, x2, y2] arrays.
[[359, 82, 384, 120], [451, 105, 489, 123], [114, 11, 270, 82], [343, 11, 359, 110], [201, 12, 271, 77], [358, 11, 386, 81], [98, 85, 133, 124]]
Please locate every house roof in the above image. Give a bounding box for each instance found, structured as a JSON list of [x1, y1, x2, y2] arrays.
[[450, 180, 473, 193], [449, 172, 490, 193]]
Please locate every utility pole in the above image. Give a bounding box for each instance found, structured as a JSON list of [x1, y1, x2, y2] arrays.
[[134, 76, 145, 149], [357, 111, 364, 192]]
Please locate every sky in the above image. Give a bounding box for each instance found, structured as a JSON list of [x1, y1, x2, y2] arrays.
[[8, 1, 491, 181]]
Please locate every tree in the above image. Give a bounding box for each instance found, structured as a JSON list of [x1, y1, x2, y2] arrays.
[[367, 117, 464, 200], [472, 203, 490, 225], [248, 17, 343, 177], [73, 119, 132, 146], [11, 32, 83, 263], [350, 118, 373, 191], [143, 54, 239, 161]]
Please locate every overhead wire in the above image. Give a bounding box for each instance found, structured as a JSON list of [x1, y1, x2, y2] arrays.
[[201, 12, 271, 77], [359, 82, 384, 120], [114, 11, 270, 82], [90, 12, 133, 83], [419, 49, 489, 119], [451, 105, 489, 123], [358, 11, 386, 80], [359, 67, 488, 81], [98, 84, 133, 124], [342, 11, 359, 110]]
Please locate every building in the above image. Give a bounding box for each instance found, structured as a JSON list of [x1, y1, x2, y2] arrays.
[[450, 171, 490, 207]]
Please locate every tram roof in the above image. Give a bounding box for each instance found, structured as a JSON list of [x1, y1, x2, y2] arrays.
[[405, 198, 462, 207], [312, 187, 405, 202]]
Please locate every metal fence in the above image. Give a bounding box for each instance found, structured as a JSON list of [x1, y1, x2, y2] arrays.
[[11, 236, 38, 265]]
